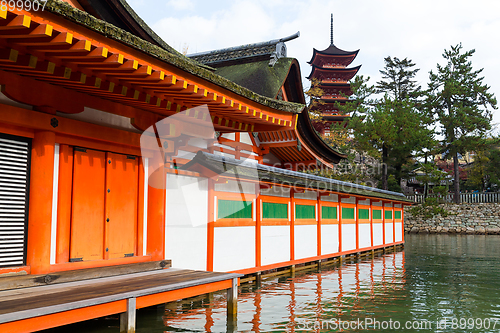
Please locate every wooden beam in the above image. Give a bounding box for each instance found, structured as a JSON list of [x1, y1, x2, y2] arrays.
[[119, 298, 136, 333]]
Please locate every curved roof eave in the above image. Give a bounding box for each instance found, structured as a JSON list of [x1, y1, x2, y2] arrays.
[[296, 109, 347, 164], [306, 64, 362, 79], [44, 1, 305, 115]]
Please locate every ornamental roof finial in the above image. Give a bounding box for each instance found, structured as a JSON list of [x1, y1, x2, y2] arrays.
[[330, 13, 334, 45]]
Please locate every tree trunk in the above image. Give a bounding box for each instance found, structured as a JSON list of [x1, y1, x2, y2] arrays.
[[382, 145, 388, 190], [453, 152, 461, 204]]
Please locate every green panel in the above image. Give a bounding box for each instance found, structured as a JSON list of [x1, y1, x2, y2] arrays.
[[395, 211, 402, 219], [358, 208, 370, 220], [263, 202, 288, 219], [373, 209, 382, 220], [321, 206, 337, 219], [218, 200, 252, 219], [342, 207, 355, 220], [295, 204, 315, 219], [385, 210, 393, 220]]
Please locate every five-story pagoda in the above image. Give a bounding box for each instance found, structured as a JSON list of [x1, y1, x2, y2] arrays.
[[307, 14, 361, 135]]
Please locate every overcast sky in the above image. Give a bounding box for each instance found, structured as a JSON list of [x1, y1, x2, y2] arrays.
[[127, 0, 500, 132]]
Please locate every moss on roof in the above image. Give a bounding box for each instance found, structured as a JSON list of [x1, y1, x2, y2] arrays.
[[42, 0, 304, 114], [214, 58, 293, 99]]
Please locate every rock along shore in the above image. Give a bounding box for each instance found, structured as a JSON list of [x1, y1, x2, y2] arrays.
[[404, 203, 500, 234]]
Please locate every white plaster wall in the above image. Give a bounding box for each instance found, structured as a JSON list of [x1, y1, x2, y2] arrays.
[[294, 190, 317, 200], [321, 225, 339, 255], [321, 194, 338, 202], [213, 226, 255, 272], [215, 179, 255, 194], [341, 196, 356, 204], [260, 185, 290, 198], [165, 174, 208, 270], [261, 226, 290, 266], [395, 222, 403, 242], [385, 222, 394, 244], [373, 223, 384, 246], [359, 224, 371, 248], [341, 224, 356, 251], [294, 225, 317, 259]]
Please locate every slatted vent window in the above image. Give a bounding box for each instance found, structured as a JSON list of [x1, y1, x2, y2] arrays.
[[0, 134, 31, 267]]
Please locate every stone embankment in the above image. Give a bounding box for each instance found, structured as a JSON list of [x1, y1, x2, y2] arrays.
[[404, 203, 500, 234]]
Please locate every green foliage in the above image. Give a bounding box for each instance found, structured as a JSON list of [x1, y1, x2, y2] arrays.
[[466, 136, 500, 191], [409, 197, 451, 219], [344, 58, 434, 190], [426, 44, 497, 201], [415, 163, 450, 198]]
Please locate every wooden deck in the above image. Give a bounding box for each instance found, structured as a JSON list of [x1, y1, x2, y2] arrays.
[[0, 268, 242, 333]]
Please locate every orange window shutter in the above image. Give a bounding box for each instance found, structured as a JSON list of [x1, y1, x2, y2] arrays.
[[70, 148, 106, 262], [105, 152, 139, 259]]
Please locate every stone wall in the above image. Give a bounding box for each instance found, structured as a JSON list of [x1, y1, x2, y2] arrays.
[[404, 203, 500, 234]]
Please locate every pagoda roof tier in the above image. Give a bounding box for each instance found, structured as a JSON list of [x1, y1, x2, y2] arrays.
[[308, 44, 359, 64], [0, 3, 306, 133], [318, 82, 352, 88], [307, 65, 361, 81], [320, 86, 353, 95]]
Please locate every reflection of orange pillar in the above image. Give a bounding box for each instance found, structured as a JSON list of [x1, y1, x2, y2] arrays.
[[147, 156, 165, 261], [26, 131, 55, 274]]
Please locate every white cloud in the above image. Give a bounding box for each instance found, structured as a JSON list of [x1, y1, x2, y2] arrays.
[[131, 0, 500, 129], [166, 0, 194, 11]]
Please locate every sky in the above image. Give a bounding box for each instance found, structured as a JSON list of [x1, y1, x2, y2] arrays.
[[127, 0, 500, 132]]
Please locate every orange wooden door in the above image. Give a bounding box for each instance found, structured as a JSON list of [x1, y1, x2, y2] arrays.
[[105, 152, 138, 259], [70, 148, 106, 262]]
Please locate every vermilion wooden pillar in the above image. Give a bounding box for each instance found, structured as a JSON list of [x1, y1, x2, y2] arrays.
[[147, 156, 165, 261], [26, 131, 55, 274]]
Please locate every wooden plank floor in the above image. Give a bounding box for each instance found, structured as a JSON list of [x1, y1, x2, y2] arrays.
[[0, 268, 241, 324]]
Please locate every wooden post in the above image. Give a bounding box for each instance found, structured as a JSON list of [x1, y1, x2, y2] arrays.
[[290, 189, 295, 261], [255, 184, 261, 268], [120, 297, 136, 333], [317, 194, 322, 256], [147, 154, 165, 261], [27, 131, 55, 275], [338, 198, 343, 253], [227, 277, 238, 327], [207, 178, 215, 271]]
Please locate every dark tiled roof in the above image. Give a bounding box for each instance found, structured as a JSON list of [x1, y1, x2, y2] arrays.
[[43, 1, 305, 114], [188, 32, 300, 67], [190, 44, 277, 67], [182, 151, 412, 203]]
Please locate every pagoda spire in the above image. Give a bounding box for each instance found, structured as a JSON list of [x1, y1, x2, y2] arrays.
[[330, 13, 333, 45]]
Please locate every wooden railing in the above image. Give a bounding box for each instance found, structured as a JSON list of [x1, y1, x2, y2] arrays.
[[407, 192, 500, 204]]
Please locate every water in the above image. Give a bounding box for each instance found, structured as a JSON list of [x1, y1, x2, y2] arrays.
[[45, 234, 500, 332]]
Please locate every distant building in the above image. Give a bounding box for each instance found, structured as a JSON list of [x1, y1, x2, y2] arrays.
[[307, 14, 361, 135]]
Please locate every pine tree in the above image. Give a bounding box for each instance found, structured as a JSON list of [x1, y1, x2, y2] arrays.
[[346, 58, 434, 191], [427, 44, 497, 203]]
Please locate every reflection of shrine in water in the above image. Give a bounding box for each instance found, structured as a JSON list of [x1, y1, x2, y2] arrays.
[[162, 252, 406, 332]]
